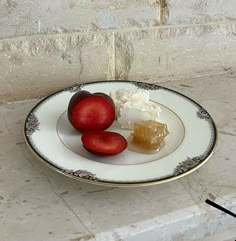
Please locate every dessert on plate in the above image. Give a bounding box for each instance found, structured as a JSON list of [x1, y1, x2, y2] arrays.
[[67, 87, 168, 156], [110, 88, 168, 153], [131, 120, 169, 151]]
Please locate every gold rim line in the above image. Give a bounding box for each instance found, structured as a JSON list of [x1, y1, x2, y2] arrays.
[[22, 126, 217, 187]]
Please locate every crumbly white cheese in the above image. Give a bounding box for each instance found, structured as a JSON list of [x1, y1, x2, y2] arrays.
[[110, 88, 161, 129], [110, 89, 150, 117]]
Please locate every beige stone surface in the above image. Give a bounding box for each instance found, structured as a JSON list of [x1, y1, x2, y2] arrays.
[[167, 0, 236, 24], [1, 0, 236, 39], [0, 0, 159, 38], [0, 74, 236, 241], [1, 22, 236, 102], [121, 23, 236, 82], [0, 32, 112, 102], [195, 228, 236, 241]]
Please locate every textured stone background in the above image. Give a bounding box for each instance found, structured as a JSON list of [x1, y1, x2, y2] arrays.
[[0, 0, 236, 102]]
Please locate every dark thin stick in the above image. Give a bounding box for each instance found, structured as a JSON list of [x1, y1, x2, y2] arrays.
[[205, 199, 236, 218]]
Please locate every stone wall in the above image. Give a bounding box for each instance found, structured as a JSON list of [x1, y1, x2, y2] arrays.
[[0, 0, 236, 102]]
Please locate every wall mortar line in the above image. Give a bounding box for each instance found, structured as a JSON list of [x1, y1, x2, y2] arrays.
[[0, 21, 236, 42]]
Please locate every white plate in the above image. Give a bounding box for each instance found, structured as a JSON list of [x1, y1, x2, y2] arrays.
[[24, 81, 217, 187]]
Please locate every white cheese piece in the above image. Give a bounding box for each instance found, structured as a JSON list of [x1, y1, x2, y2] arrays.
[[110, 88, 150, 117], [118, 100, 161, 129], [110, 88, 161, 129]]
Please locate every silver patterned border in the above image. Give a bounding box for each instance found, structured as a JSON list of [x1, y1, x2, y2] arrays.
[[133, 82, 162, 90], [64, 169, 98, 181], [64, 84, 83, 92], [25, 113, 40, 137], [172, 106, 216, 176]]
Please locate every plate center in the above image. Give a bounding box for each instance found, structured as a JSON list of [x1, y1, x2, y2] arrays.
[[56, 104, 185, 165]]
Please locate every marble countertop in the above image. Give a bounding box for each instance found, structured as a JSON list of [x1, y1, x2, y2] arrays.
[[0, 74, 236, 241]]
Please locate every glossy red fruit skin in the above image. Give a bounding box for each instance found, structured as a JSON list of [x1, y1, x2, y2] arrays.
[[68, 91, 115, 133], [68, 90, 92, 116], [81, 130, 128, 156], [93, 92, 115, 108]]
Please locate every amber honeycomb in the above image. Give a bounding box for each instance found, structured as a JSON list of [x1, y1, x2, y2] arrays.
[[132, 120, 168, 150]]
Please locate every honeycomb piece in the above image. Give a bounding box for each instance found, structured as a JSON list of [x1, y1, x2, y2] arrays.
[[132, 120, 168, 150]]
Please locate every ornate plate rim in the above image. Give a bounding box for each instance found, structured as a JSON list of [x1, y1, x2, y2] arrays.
[[23, 80, 218, 187]]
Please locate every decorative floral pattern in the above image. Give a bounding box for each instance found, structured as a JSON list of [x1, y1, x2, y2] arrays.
[[133, 82, 162, 90], [197, 107, 213, 121], [64, 84, 83, 93], [173, 106, 216, 176], [65, 169, 97, 181], [173, 157, 203, 176], [25, 113, 40, 137]]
